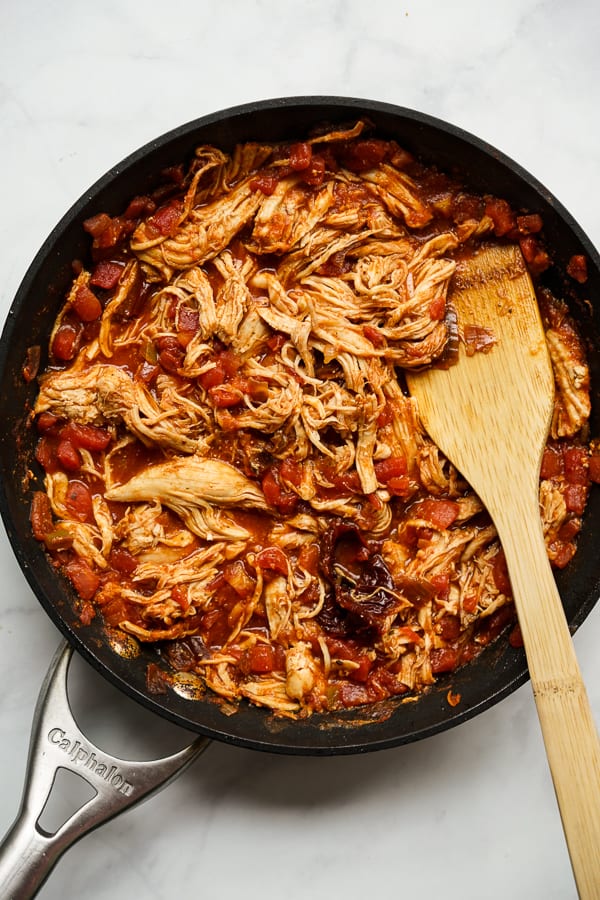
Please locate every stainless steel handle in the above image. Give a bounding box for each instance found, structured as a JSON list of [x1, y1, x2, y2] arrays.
[[0, 643, 209, 899]]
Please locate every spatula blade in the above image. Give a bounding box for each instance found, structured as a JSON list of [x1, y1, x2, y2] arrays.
[[406, 243, 555, 505]]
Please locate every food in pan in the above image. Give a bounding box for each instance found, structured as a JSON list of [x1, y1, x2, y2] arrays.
[[28, 120, 599, 716]]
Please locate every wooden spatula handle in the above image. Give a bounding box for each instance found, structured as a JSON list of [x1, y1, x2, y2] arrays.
[[405, 244, 599, 892], [497, 500, 600, 899]]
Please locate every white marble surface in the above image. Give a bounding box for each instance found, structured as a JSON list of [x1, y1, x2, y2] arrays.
[[1, 1, 599, 897]]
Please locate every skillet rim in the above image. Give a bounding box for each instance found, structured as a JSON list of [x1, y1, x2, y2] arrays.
[[1, 94, 599, 755]]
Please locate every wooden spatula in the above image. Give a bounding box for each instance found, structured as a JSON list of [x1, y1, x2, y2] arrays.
[[405, 243, 600, 898]]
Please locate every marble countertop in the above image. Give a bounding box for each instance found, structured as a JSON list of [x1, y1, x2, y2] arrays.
[[1, 2, 599, 897]]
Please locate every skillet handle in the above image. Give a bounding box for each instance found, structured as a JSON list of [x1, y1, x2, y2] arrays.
[[0, 643, 210, 900]]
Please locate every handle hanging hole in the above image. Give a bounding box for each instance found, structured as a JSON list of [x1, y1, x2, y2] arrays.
[[36, 767, 97, 837]]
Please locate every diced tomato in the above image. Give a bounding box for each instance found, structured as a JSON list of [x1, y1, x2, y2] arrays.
[[341, 139, 389, 172], [43, 529, 73, 551], [223, 560, 255, 598], [266, 632, 285, 661], [335, 681, 371, 707], [79, 601, 96, 625], [94, 217, 130, 250], [430, 572, 451, 601], [564, 483, 588, 515], [35, 436, 56, 471], [289, 142, 312, 171], [367, 666, 409, 698], [137, 361, 160, 385], [123, 195, 156, 220], [558, 517, 581, 542], [64, 558, 100, 601], [240, 643, 276, 675], [90, 260, 123, 290], [219, 349, 242, 378], [31, 491, 54, 540], [83, 213, 112, 239], [267, 332, 286, 352], [52, 324, 80, 361], [563, 447, 589, 485], [64, 481, 94, 523], [56, 439, 81, 472], [395, 626, 423, 644], [72, 284, 102, 322], [61, 423, 112, 451], [250, 173, 279, 195], [374, 456, 408, 482], [589, 450, 600, 483], [437, 613, 461, 641], [516, 213, 543, 235], [198, 360, 225, 390], [389, 145, 414, 169], [256, 546, 288, 575], [484, 197, 516, 237], [302, 155, 326, 187], [325, 637, 360, 661], [328, 469, 362, 494], [36, 412, 60, 433], [158, 348, 183, 374], [200, 607, 227, 646], [566, 254, 588, 284], [261, 469, 298, 516], [209, 385, 243, 408], [171, 584, 190, 611], [462, 592, 478, 614], [416, 527, 434, 548], [156, 335, 181, 354], [519, 235, 550, 275], [109, 547, 138, 575], [387, 475, 412, 498], [540, 445, 563, 479], [429, 293, 446, 320], [550, 540, 577, 569], [149, 200, 183, 237], [348, 655, 373, 683], [178, 306, 199, 334], [411, 498, 459, 529], [430, 647, 459, 674], [377, 403, 394, 427], [217, 410, 238, 432], [279, 458, 303, 488]]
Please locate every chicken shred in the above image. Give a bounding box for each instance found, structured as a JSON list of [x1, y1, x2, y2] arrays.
[[30, 121, 594, 718]]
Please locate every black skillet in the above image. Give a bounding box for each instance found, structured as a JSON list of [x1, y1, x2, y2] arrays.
[[1, 96, 599, 756]]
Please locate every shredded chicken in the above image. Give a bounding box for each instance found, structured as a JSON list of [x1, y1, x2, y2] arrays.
[[546, 328, 591, 438], [106, 457, 268, 541], [30, 121, 594, 719], [35, 364, 208, 454]]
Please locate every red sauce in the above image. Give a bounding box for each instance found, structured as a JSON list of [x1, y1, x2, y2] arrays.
[[28, 124, 595, 717]]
